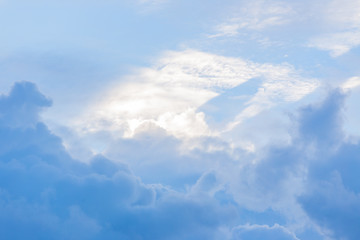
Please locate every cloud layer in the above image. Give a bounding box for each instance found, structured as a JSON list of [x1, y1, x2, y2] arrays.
[[1, 71, 359, 240]]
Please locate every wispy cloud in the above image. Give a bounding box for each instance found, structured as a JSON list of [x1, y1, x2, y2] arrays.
[[308, 0, 360, 56], [210, 0, 294, 38], [341, 76, 360, 91], [135, 0, 169, 12], [308, 30, 360, 57], [232, 224, 300, 240], [0, 82, 238, 239], [208, 0, 360, 56]]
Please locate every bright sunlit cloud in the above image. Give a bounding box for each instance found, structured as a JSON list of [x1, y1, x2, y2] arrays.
[[76, 50, 318, 142]]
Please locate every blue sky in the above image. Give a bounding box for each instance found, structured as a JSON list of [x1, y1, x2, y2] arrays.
[[1, 0, 360, 239]]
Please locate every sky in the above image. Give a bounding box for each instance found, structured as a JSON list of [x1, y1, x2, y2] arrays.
[[1, 0, 360, 239]]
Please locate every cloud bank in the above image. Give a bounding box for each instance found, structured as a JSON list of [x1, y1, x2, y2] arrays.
[[1, 70, 360, 240], [0, 82, 238, 239]]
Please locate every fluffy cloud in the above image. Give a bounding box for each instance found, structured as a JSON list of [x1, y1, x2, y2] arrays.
[[77, 50, 318, 147], [0, 82, 239, 239], [210, 0, 294, 38], [225, 90, 360, 239], [96, 84, 359, 240], [2, 81, 360, 240]]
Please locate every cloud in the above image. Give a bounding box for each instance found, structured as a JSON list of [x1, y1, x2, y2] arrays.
[[231, 224, 299, 240], [0, 82, 52, 128], [296, 92, 360, 239], [299, 174, 360, 240], [76, 49, 318, 148], [1, 75, 360, 240], [208, 0, 360, 57], [210, 0, 294, 38], [100, 86, 360, 240], [308, 31, 360, 57], [308, 0, 360, 56], [224, 90, 360, 239], [342, 76, 360, 91], [0, 81, 242, 239]]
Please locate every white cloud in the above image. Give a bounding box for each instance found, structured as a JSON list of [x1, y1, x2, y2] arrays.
[[225, 63, 319, 132], [341, 76, 360, 90], [308, 0, 360, 56], [232, 224, 300, 240], [76, 50, 318, 144], [308, 31, 360, 57], [208, 0, 360, 56], [75, 50, 318, 148], [210, 0, 294, 38], [325, 0, 360, 27]]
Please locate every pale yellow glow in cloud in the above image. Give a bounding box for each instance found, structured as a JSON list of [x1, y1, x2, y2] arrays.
[[77, 50, 318, 143]]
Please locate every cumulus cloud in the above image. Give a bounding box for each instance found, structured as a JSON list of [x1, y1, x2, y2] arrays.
[[98, 84, 359, 240], [0, 82, 52, 128], [76, 50, 318, 149], [342, 76, 360, 91], [225, 90, 360, 239], [0, 82, 239, 239], [296, 93, 360, 239], [2, 80, 360, 240]]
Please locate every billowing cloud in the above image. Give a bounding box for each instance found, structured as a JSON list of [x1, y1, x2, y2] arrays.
[[1, 78, 359, 240], [226, 90, 360, 239], [0, 82, 239, 239], [0, 82, 52, 128], [307, 0, 360, 56], [1, 0, 360, 238], [76, 50, 318, 147]]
